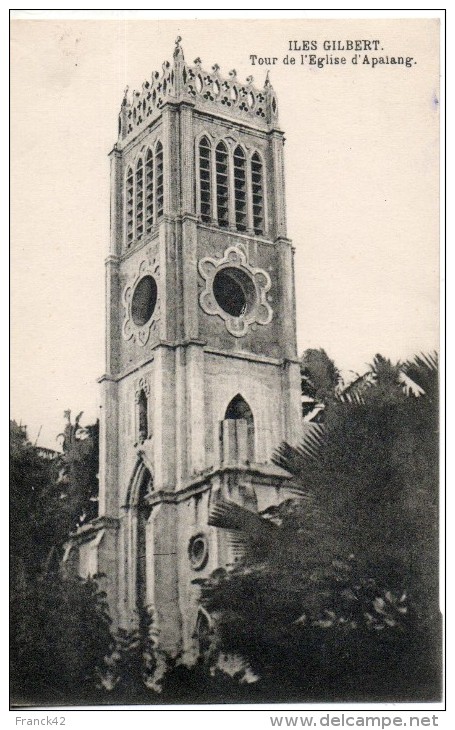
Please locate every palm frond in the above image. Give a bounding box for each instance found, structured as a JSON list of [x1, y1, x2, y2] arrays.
[[370, 353, 401, 374], [401, 351, 438, 400], [273, 424, 326, 475], [338, 388, 366, 405], [209, 498, 277, 536], [397, 371, 425, 397], [411, 351, 438, 371], [209, 498, 281, 563], [227, 533, 249, 557]]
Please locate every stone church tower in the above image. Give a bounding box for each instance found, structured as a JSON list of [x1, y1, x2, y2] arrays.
[[71, 38, 302, 661]]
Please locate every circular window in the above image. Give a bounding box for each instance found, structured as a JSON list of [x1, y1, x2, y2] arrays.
[[213, 267, 257, 318], [131, 275, 157, 326], [188, 533, 209, 570]]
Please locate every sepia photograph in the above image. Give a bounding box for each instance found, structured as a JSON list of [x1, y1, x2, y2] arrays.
[[10, 11, 442, 710]]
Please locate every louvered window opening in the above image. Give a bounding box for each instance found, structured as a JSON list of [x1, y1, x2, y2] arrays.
[[135, 159, 144, 240], [251, 153, 264, 235], [233, 146, 247, 232], [126, 167, 134, 245], [155, 142, 164, 221], [145, 150, 154, 235], [126, 142, 163, 248], [216, 142, 229, 228], [199, 137, 211, 223]]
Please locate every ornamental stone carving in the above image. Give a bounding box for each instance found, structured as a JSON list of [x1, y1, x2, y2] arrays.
[[198, 245, 273, 337], [135, 376, 151, 403], [118, 39, 279, 143], [122, 247, 160, 347]]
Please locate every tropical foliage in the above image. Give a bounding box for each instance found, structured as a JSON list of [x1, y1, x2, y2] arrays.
[[10, 351, 441, 703], [11, 572, 113, 705], [300, 347, 341, 402], [300, 347, 341, 420], [10, 416, 112, 706], [11, 420, 64, 579], [10, 412, 100, 577], [202, 351, 440, 700], [58, 410, 100, 529]]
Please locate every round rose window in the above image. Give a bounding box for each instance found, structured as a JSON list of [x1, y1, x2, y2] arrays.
[[188, 533, 209, 570], [212, 267, 257, 318], [131, 275, 158, 326]]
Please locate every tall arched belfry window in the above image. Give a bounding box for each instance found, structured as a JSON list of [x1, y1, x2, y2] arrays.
[[155, 141, 164, 221], [135, 158, 144, 240], [251, 152, 264, 235], [199, 136, 212, 223], [145, 149, 154, 235], [125, 141, 164, 248], [233, 146, 247, 232], [221, 394, 255, 464], [126, 166, 134, 245], [215, 141, 229, 228]]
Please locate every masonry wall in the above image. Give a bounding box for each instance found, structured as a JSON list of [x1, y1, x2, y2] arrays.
[[110, 344, 300, 509], [95, 54, 301, 656]]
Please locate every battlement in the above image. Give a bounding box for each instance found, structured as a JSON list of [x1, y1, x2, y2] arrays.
[[118, 37, 280, 144]]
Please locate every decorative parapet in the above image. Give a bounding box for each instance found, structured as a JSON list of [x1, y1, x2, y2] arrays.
[[118, 37, 280, 143]]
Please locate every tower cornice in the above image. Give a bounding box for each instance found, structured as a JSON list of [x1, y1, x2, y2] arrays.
[[98, 342, 300, 385], [108, 144, 122, 158], [104, 254, 120, 266], [140, 462, 294, 507]]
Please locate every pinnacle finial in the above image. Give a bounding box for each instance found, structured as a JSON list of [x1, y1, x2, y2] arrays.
[[264, 71, 271, 87], [194, 57, 202, 65], [246, 75, 254, 84], [212, 63, 220, 73], [229, 69, 237, 78], [174, 35, 184, 59], [122, 85, 129, 105]]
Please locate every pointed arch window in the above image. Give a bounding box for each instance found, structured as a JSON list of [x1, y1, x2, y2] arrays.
[[195, 137, 268, 237], [126, 166, 134, 245], [251, 152, 264, 235], [155, 141, 164, 221], [135, 158, 144, 240], [137, 388, 148, 443], [221, 394, 255, 464], [145, 149, 154, 235], [199, 137, 212, 223], [233, 146, 247, 232], [124, 140, 164, 248], [215, 141, 229, 228], [136, 466, 153, 617]]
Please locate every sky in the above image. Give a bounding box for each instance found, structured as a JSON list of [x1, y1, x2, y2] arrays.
[[10, 15, 440, 448]]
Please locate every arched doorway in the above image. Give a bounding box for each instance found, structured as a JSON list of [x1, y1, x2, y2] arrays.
[[196, 608, 211, 657], [136, 466, 153, 615], [126, 458, 153, 627]]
